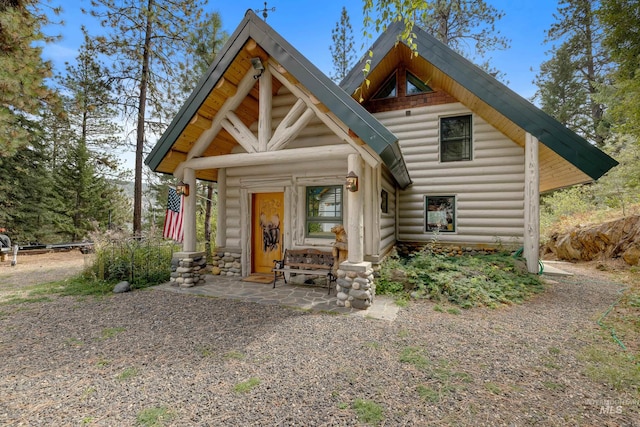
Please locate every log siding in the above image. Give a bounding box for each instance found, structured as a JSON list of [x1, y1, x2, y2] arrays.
[[376, 103, 526, 247]]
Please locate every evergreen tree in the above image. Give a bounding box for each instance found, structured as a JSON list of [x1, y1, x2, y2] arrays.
[[534, 43, 590, 135], [60, 35, 122, 173], [84, 0, 204, 236], [0, 120, 56, 242], [0, 0, 58, 156], [329, 6, 355, 83], [49, 40, 129, 241], [598, 0, 640, 139], [171, 11, 228, 103], [542, 0, 610, 146], [416, 0, 509, 64]]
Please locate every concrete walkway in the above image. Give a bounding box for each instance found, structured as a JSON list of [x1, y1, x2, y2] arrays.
[[154, 275, 400, 321]]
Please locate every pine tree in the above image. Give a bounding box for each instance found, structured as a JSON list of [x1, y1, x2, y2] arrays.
[[329, 7, 355, 83], [542, 0, 610, 146], [534, 43, 589, 135], [0, 0, 58, 156], [49, 40, 129, 241], [598, 0, 640, 139], [416, 0, 509, 58], [84, 0, 204, 236]]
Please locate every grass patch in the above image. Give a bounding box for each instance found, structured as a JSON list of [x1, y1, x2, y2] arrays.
[[136, 406, 173, 427], [542, 381, 565, 391], [416, 384, 441, 402], [27, 276, 114, 297], [377, 250, 544, 308], [364, 341, 381, 349], [399, 346, 430, 370], [66, 337, 84, 346], [580, 346, 640, 392], [117, 367, 138, 381], [234, 377, 260, 393], [223, 350, 245, 360], [484, 382, 503, 395], [352, 399, 383, 426], [101, 327, 126, 339], [1, 295, 52, 305]]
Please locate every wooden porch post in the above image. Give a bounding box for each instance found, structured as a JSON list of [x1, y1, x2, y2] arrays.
[[183, 167, 197, 252], [524, 132, 540, 274], [215, 168, 226, 249], [347, 153, 364, 263]]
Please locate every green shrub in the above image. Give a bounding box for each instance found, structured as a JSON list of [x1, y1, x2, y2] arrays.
[[377, 250, 543, 308], [88, 232, 177, 289]]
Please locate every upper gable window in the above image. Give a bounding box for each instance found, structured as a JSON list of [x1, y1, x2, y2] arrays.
[[440, 115, 472, 162], [372, 73, 397, 99], [406, 71, 432, 95]]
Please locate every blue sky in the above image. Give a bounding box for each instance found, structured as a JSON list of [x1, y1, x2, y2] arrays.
[[45, 0, 561, 100]]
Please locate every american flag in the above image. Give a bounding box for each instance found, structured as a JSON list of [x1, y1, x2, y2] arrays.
[[163, 187, 184, 242]]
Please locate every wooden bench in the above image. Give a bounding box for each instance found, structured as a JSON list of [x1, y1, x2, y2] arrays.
[[272, 248, 336, 294]]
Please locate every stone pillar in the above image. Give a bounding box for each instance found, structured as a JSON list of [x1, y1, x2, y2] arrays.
[[170, 251, 206, 287], [336, 261, 374, 310]]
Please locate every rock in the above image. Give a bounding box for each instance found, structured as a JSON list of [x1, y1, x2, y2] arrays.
[[351, 298, 372, 310], [544, 215, 640, 262], [113, 281, 131, 293], [350, 289, 371, 300], [211, 266, 221, 275], [623, 245, 640, 266]]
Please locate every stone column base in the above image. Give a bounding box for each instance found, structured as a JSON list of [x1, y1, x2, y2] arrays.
[[336, 261, 375, 310], [170, 251, 206, 288], [210, 249, 242, 277]]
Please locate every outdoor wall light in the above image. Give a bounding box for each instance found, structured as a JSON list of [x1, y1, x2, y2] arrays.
[[345, 171, 359, 192], [251, 57, 265, 79], [175, 181, 190, 197]]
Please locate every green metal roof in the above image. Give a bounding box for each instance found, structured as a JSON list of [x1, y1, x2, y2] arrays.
[[145, 10, 412, 189], [341, 21, 618, 181]]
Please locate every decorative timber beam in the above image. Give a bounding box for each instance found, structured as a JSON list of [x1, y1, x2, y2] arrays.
[[187, 69, 258, 161], [221, 111, 258, 153], [268, 98, 316, 151], [268, 63, 379, 168], [174, 145, 357, 179]]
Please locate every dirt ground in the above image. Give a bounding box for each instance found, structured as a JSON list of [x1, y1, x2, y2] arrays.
[[0, 250, 88, 291], [0, 252, 639, 425]]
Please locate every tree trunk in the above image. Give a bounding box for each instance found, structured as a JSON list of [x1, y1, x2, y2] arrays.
[[133, 0, 154, 237]]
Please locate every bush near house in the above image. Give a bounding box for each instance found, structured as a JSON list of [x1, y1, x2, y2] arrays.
[[377, 249, 544, 308]]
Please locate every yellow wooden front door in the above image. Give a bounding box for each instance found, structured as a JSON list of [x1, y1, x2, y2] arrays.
[[251, 192, 284, 274]]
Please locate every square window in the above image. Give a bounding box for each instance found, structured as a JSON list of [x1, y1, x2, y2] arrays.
[[306, 186, 343, 238], [425, 195, 455, 232], [440, 115, 472, 162]]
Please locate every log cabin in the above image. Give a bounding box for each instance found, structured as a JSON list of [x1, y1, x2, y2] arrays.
[[145, 10, 617, 308]]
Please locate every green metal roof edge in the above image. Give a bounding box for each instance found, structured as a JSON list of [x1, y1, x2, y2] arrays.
[[341, 21, 618, 181], [146, 11, 412, 189]]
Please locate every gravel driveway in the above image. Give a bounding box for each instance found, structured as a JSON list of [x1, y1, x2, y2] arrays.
[[0, 258, 638, 426]]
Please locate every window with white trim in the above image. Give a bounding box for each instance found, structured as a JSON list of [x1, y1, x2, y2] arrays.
[[306, 186, 343, 238], [440, 115, 472, 162], [425, 195, 456, 232]]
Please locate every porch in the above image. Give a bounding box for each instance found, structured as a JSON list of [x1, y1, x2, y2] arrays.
[[154, 275, 399, 321]]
